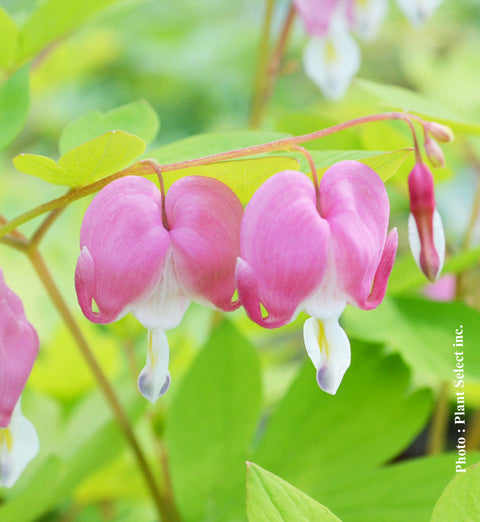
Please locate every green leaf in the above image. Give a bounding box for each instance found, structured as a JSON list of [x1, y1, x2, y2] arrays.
[[309, 149, 412, 181], [149, 130, 291, 164], [160, 156, 299, 205], [13, 131, 145, 186], [0, 7, 18, 70], [59, 100, 159, 155], [343, 297, 480, 383], [327, 453, 480, 522], [355, 78, 480, 136], [246, 463, 341, 522], [17, 0, 118, 64], [253, 340, 433, 496], [0, 384, 145, 521], [431, 462, 480, 521], [165, 319, 262, 522], [0, 65, 29, 150]]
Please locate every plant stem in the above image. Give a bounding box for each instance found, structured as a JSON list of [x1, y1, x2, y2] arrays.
[[0, 111, 429, 239], [249, 0, 275, 128], [426, 382, 450, 455], [27, 248, 176, 522], [249, 3, 296, 128]]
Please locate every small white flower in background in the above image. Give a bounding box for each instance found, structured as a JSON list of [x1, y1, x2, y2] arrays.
[[395, 0, 443, 27]]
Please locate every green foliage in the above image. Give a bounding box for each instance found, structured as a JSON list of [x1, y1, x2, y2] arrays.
[[16, 0, 119, 65], [0, 65, 29, 150], [0, 7, 17, 70], [246, 463, 341, 522], [253, 340, 433, 494], [0, 385, 146, 521], [13, 131, 145, 186], [343, 297, 480, 383], [149, 131, 291, 164], [161, 156, 299, 205], [59, 100, 160, 155], [431, 462, 480, 521], [356, 78, 480, 136], [165, 319, 262, 521]]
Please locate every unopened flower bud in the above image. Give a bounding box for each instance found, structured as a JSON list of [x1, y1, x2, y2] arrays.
[[407, 163, 445, 282], [425, 121, 455, 143], [425, 137, 445, 168]]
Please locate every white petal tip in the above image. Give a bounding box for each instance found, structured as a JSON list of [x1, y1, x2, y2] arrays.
[[138, 371, 171, 404]]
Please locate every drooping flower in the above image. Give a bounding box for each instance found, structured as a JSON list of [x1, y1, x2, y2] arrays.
[[407, 162, 445, 281], [0, 268, 39, 488], [236, 161, 398, 394], [395, 0, 443, 26], [298, 1, 361, 100], [75, 175, 243, 403]]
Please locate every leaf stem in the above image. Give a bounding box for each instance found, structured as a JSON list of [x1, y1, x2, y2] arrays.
[[426, 382, 450, 455], [0, 111, 430, 239], [249, 0, 275, 128]]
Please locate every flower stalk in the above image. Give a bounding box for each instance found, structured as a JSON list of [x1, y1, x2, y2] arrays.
[[0, 111, 439, 240]]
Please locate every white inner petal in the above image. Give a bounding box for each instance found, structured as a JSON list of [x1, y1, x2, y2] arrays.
[[137, 329, 171, 404], [396, 0, 442, 26], [303, 317, 351, 395], [132, 254, 190, 331], [303, 26, 361, 100], [0, 400, 39, 488], [432, 209, 446, 277], [408, 213, 422, 270]]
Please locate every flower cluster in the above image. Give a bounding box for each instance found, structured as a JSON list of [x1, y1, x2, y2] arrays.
[[75, 160, 398, 400], [294, 0, 444, 99]]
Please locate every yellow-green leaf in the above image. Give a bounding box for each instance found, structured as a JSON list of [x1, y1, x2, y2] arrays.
[[355, 78, 480, 136], [59, 99, 159, 155], [0, 7, 18, 70], [14, 131, 145, 186], [159, 156, 299, 204], [17, 0, 118, 64]]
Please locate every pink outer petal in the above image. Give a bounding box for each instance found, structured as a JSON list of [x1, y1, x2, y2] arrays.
[[166, 176, 243, 312], [320, 161, 396, 309], [238, 171, 329, 327], [76, 176, 170, 324], [295, 0, 350, 36], [0, 270, 39, 428]]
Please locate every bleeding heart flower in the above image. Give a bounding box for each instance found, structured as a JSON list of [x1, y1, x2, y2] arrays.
[[351, 0, 388, 41], [75, 175, 243, 403], [236, 161, 397, 394], [0, 268, 39, 488], [408, 162, 445, 282]]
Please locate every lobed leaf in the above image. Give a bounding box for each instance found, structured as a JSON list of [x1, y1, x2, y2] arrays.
[[343, 297, 480, 383], [253, 340, 433, 494], [13, 131, 145, 186], [59, 100, 159, 155]]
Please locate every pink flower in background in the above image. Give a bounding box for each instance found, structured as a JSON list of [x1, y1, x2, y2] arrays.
[[236, 161, 398, 394], [0, 269, 39, 488], [75, 175, 243, 403], [296, 0, 360, 99], [423, 274, 456, 301], [408, 162, 445, 281]]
